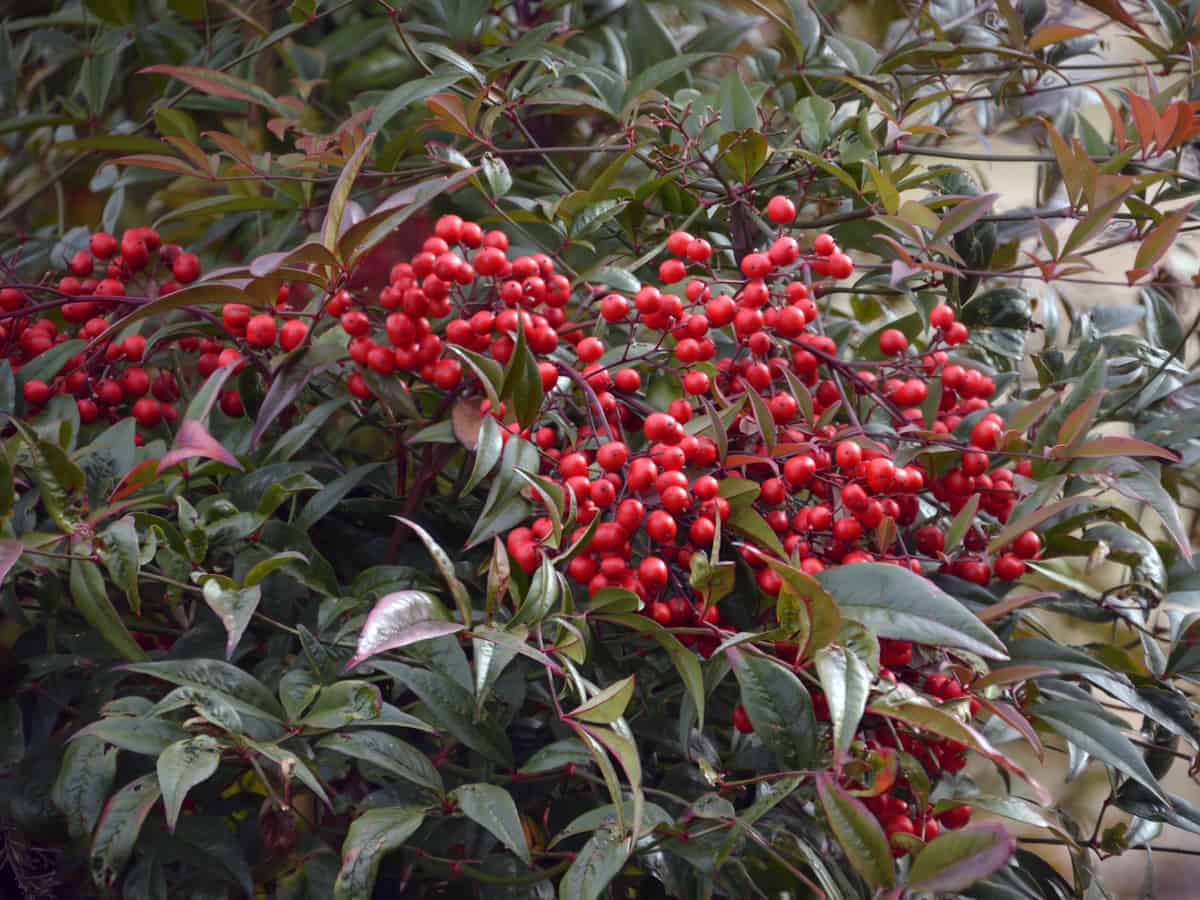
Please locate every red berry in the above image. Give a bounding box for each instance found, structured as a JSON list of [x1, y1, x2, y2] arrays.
[[279, 319, 309, 352], [766, 195, 796, 224], [732, 704, 754, 734], [659, 258, 687, 284], [666, 231, 693, 257], [245, 314, 277, 348], [937, 805, 971, 830], [172, 252, 201, 284], [930, 304, 955, 329], [878, 328, 908, 356], [22, 380, 50, 405], [813, 233, 836, 256], [132, 397, 162, 428]]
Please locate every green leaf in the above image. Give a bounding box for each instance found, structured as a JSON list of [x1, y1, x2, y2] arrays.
[[571, 676, 636, 725], [520, 738, 593, 775], [379, 663, 513, 765], [268, 396, 348, 462], [815, 645, 872, 757], [122, 659, 285, 721], [465, 437, 539, 549], [244, 550, 309, 588], [816, 772, 896, 889], [155, 194, 295, 228], [393, 517, 473, 627], [323, 134, 376, 254], [73, 716, 188, 756], [480, 153, 512, 199], [499, 320, 545, 430], [333, 806, 426, 900], [1061, 189, 1131, 257], [52, 736, 117, 840], [558, 825, 630, 900], [907, 822, 1017, 893], [816, 563, 1007, 659], [1097, 459, 1192, 560], [986, 496, 1090, 554], [339, 169, 477, 267], [621, 53, 715, 112], [300, 681, 383, 730], [718, 71, 759, 133], [202, 581, 262, 659], [157, 735, 221, 833], [90, 774, 161, 889], [745, 387, 777, 452], [793, 148, 859, 192], [462, 414, 502, 496], [252, 342, 345, 449], [297, 462, 384, 530], [70, 559, 148, 662], [250, 740, 333, 809], [21, 430, 85, 533], [99, 515, 141, 615], [729, 647, 817, 768], [319, 730, 443, 796], [932, 193, 999, 242], [1032, 347, 1106, 453], [511, 555, 561, 626], [944, 493, 980, 553], [346, 590, 459, 670], [14, 339, 85, 388], [728, 505, 786, 558], [875, 700, 1048, 801], [598, 613, 706, 730], [1034, 700, 1167, 801], [451, 783, 530, 864], [369, 73, 467, 132], [84, 0, 132, 23]]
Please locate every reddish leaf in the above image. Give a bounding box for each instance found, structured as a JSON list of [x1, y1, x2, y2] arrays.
[[158, 421, 243, 474], [975, 696, 1046, 761], [976, 591, 1057, 623], [872, 701, 1051, 803], [0, 540, 21, 588], [987, 497, 1091, 553], [109, 459, 162, 503], [1060, 189, 1131, 258], [932, 193, 999, 242], [1066, 435, 1180, 462], [1129, 203, 1194, 282], [1122, 91, 1160, 155], [140, 65, 289, 115], [908, 822, 1016, 894], [1079, 0, 1146, 35], [101, 154, 207, 178], [424, 93, 473, 137], [1091, 87, 1129, 152], [1027, 24, 1093, 51]]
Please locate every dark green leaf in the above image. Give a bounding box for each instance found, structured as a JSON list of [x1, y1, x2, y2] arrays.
[[816, 773, 896, 889], [333, 806, 426, 900], [817, 563, 1007, 659], [90, 774, 161, 889], [157, 736, 221, 833], [451, 782, 530, 864], [729, 647, 817, 768]]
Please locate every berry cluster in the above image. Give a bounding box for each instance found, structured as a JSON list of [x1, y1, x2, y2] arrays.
[[4, 198, 1048, 860], [252, 199, 1045, 856], [4, 227, 203, 432]]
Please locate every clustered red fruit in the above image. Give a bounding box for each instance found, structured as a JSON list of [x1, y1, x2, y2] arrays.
[[1, 228, 221, 437], [3, 199, 1043, 848]]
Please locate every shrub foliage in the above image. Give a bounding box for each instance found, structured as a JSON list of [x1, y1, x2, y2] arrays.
[[1, 1, 1199, 898]]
